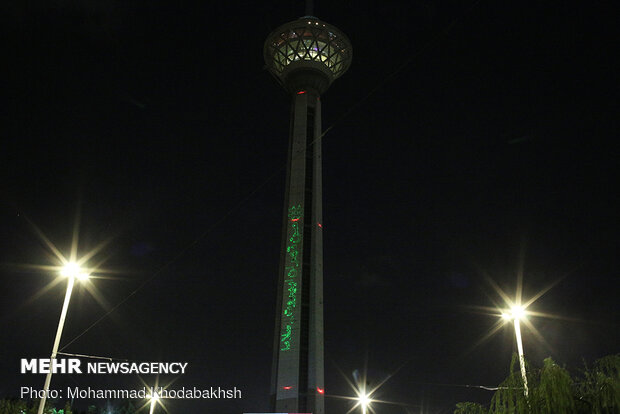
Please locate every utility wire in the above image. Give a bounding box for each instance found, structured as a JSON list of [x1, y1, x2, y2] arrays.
[[60, 0, 484, 351], [59, 164, 284, 352], [307, 0, 483, 149], [56, 351, 133, 362]]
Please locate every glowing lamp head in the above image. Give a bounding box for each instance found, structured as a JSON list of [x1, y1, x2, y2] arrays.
[[61, 262, 89, 280], [360, 393, 370, 405], [149, 391, 159, 402], [358, 391, 371, 412], [511, 305, 525, 320], [61, 262, 80, 277]]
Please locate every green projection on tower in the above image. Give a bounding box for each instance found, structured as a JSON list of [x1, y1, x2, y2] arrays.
[[281, 204, 303, 351]]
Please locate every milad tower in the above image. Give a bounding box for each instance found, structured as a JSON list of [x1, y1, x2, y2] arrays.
[[264, 4, 352, 414]]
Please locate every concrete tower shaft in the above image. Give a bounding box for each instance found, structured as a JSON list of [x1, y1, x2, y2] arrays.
[[265, 15, 351, 414], [270, 90, 325, 413]]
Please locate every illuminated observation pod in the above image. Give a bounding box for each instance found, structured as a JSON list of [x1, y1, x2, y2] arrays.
[[264, 16, 352, 94]]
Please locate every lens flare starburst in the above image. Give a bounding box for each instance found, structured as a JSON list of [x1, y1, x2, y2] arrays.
[[5, 211, 121, 350], [465, 263, 570, 357], [329, 355, 413, 414], [137, 376, 179, 414]]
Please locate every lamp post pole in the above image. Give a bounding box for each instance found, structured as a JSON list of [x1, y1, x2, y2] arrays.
[[357, 390, 370, 414], [513, 316, 528, 397], [37, 276, 75, 414], [148, 390, 159, 414], [37, 263, 87, 414], [502, 305, 529, 397]]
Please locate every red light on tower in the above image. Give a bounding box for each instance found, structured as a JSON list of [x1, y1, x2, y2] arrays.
[[316, 387, 325, 394], [297, 90, 306, 94], [282, 386, 293, 390]]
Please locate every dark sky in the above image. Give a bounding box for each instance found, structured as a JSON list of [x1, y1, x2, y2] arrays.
[[1, 1, 617, 413]]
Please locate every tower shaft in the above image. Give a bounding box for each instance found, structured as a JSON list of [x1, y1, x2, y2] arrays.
[[271, 89, 325, 414], [265, 14, 350, 413]]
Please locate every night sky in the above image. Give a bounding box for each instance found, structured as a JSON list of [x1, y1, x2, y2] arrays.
[[1, 1, 617, 413]]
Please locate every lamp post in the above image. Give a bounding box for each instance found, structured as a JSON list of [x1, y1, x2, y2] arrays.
[[358, 391, 370, 414], [148, 390, 159, 414], [37, 262, 89, 414], [502, 305, 529, 397]]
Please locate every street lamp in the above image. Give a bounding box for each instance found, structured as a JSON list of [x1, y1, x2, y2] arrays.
[[37, 262, 89, 414], [502, 305, 529, 397], [357, 390, 371, 414], [148, 390, 159, 414]]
